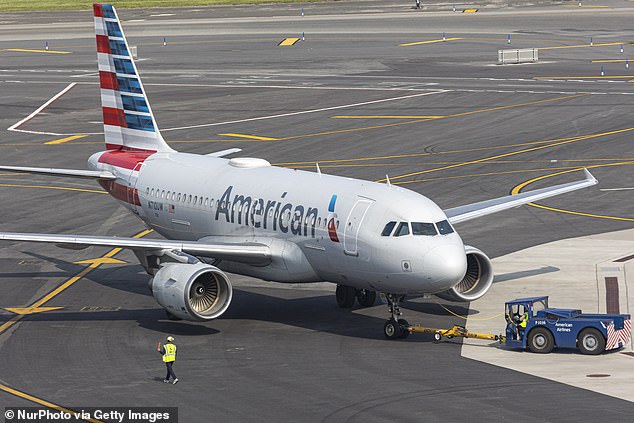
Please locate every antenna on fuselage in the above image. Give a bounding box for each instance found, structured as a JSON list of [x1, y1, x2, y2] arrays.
[[386, 174, 391, 187], [316, 162, 322, 177]]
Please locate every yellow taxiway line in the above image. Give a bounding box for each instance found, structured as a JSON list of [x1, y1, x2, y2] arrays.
[[538, 42, 623, 51], [0, 229, 152, 334], [562, 4, 610, 7], [381, 126, 634, 183], [44, 135, 87, 145], [2, 48, 72, 54], [281, 93, 588, 142], [400, 38, 462, 47], [511, 162, 634, 222], [331, 115, 445, 119], [218, 133, 279, 141], [0, 383, 102, 423], [535, 75, 634, 80], [0, 183, 106, 195], [591, 59, 629, 63]]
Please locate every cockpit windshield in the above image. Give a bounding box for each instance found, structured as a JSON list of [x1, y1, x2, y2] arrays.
[[381, 219, 455, 237], [381, 221, 397, 236], [411, 222, 437, 236], [394, 222, 410, 237], [436, 220, 454, 235]]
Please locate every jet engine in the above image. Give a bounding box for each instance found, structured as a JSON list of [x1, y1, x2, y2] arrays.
[[435, 246, 494, 302], [150, 262, 233, 321]]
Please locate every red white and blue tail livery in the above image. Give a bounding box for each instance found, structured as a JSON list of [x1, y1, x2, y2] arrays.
[[94, 3, 172, 153], [0, 4, 601, 333]]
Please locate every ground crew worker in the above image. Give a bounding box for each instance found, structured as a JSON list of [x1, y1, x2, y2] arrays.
[[518, 311, 529, 338], [159, 336, 178, 384]]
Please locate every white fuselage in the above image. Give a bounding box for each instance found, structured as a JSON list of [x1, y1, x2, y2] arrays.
[[89, 151, 468, 295]]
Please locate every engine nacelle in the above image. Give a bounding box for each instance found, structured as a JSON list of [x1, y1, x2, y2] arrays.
[[435, 245, 493, 302], [150, 262, 233, 321]]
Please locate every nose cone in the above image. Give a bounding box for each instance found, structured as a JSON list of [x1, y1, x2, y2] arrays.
[[423, 244, 467, 287]]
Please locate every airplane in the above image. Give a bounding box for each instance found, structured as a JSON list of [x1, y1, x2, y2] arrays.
[[0, 4, 597, 339]]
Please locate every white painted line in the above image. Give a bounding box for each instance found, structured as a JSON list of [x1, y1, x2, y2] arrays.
[[599, 187, 634, 191], [8, 82, 77, 132], [150, 13, 174, 17], [162, 90, 448, 132], [71, 72, 99, 78]]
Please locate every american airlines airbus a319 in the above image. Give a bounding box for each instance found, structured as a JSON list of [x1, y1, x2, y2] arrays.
[[0, 4, 597, 338]]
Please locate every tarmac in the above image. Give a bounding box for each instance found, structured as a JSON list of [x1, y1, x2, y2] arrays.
[[464, 228, 634, 402], [1, 0, 634, 422]]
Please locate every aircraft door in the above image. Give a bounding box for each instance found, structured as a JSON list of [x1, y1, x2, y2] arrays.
[[343, 198, 374, 256]]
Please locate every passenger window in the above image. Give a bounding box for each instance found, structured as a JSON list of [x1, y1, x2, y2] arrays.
[[394, 222, 410, 237], [177, 193, 181, 202], [204, 198, 208, 206], [436, 220, 454, 235], [381, 221, 397, 236], [412, 222, 437, 236]]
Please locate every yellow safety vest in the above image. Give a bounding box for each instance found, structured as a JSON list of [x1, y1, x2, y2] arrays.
[[519, 313, 528, 329], [163, 343, 177, 363]]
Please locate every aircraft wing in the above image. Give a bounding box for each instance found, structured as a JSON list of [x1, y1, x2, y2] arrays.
[[0, 232, 271, 265], [444, 168, 597, 224], [0, 165, 116, 180]]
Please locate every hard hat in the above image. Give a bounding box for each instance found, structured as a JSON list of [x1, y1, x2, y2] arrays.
[[166, 336, 174, 342]]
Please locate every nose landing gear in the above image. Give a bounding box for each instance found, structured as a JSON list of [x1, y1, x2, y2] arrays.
[[384, 294, 409, 339]]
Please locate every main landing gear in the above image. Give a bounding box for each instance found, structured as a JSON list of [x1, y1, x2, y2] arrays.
[[335, 285, 377, 308], [383, 294, 410, 339]]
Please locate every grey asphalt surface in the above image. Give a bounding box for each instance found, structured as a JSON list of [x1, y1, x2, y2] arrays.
[[1, 1, 634, 422]]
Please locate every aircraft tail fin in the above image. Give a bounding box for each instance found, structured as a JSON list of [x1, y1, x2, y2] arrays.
[[93, 4, 173, 152]]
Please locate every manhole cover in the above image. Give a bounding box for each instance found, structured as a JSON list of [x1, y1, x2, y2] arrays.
[[586, 374, 611, 378]]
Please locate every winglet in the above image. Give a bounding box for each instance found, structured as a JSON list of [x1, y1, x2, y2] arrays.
[[444, 168, 598, 224], [583, 168, 598, 185]]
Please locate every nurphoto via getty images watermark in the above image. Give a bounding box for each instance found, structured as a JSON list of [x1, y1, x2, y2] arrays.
[[4, 407, 177, 423]]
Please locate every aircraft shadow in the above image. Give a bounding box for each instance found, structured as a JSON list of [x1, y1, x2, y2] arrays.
[[493, 266, 559, 284], [0, 253, 479, 340], [0, 288, 475, 341]]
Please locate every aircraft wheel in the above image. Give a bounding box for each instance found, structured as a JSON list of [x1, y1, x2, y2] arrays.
[[434, 332, 442, 342], [527, 327, 554, 353], [336, 285, 356, 308], [398, 319, 410, 339], [384, 319, 402, 339], [578, 328, 605, 355], [356, 289, 376, 307]]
